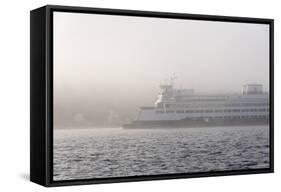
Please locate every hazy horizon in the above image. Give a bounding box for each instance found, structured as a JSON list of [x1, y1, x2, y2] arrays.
[[53, 12, 270, 129]]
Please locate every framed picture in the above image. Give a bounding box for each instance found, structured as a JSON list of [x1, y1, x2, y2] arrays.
[[30, 5, 274, 187]]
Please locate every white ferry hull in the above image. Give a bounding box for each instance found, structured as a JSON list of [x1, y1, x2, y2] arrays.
[[122, 117, 269, 129]]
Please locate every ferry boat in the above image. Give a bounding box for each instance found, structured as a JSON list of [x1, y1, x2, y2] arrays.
[[122, 77, 269, 128]]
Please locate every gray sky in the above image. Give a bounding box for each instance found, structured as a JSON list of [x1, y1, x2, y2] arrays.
[[53, 12, 270, 128]]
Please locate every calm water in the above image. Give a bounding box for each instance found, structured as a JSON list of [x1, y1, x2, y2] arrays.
[[53, 126, 270, 181]]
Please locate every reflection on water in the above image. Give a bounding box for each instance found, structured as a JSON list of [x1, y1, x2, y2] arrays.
[[53, 126, 270, 181]]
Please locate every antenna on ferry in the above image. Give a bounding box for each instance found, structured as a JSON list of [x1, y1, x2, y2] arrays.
[[170, 73, 177, 86]]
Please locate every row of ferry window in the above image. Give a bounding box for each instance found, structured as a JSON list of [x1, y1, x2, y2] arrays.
[[164, 103, 269, 108], [206, 115, 269, 119], [156, 108, 269, 114]]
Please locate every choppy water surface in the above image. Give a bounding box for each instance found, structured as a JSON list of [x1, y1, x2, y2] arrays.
[[53, 126, 270, 181]]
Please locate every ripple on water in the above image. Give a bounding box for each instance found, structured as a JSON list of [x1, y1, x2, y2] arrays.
[[53, 126, 270, 181]]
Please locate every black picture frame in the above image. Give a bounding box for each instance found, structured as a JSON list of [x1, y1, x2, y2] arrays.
[[30, 5, 274, 187]]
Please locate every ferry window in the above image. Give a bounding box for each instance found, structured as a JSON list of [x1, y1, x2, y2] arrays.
[[176, 110, 184, 113], [165, 104, 170, 108], [232, 109, 240, 112], [190, 110, 194, 113], [156, 110, 164, 113], [166, 110, 174, 113], [157, 103, 164, 108]]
